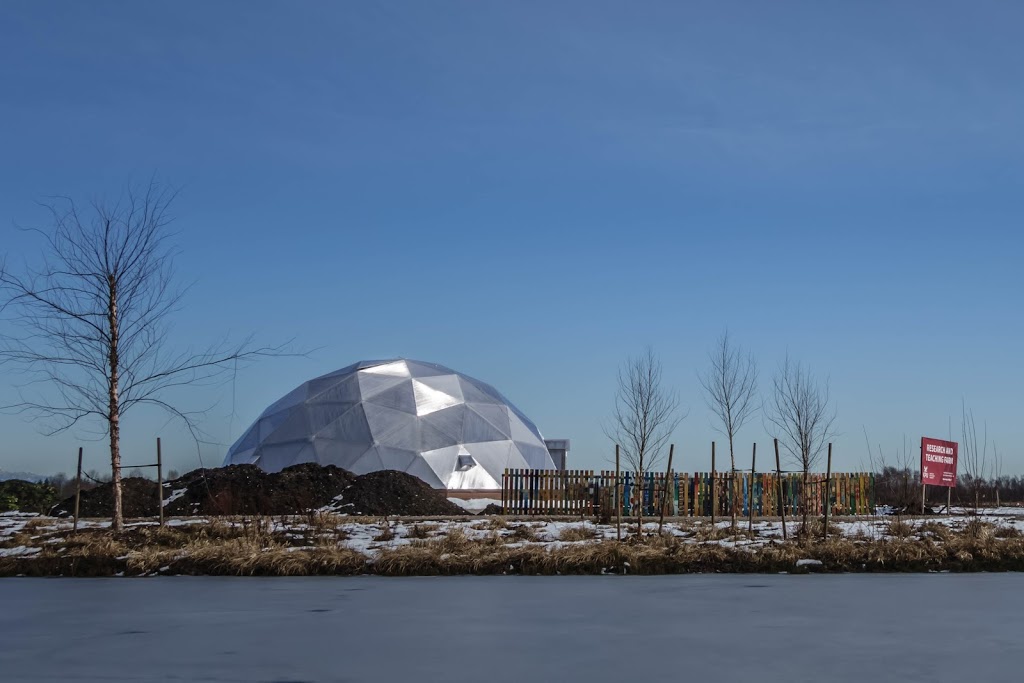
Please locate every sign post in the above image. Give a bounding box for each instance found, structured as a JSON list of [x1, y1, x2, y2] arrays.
[[921, 436, 958, 513]]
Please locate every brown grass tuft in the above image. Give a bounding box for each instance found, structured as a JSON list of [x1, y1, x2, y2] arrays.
[[994, 525, 1023, 539], [962, 518, 994, 540], [505, 524, 538, 542], [373, 524, 396, 542], [918, 521, 953, 541], [558, 525, 598, 542], [692, 524, 732, 542], [886, 519, 914, 538], [405, 523, 438, 539]]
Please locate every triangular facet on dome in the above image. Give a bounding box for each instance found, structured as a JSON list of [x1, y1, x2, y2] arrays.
[[412, 377, 463, 416], [421, 404, 466, 443], [357, 370, 407, 399], [364, 380, 417, 415], [362, 402, 418, 442], [223, 359, 556, 489], [360, 360, 411, 377]]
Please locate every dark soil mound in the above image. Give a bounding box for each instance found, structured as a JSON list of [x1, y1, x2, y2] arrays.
[[478, 503, 504, 515], [52, 464, 466, 518], [326, 470, 467, 516], [163, 464, 275, 516], [164, 463, 357, 516], [52, 477, 159, 518]]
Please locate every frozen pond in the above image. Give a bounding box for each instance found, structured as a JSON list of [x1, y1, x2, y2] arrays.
[[1, 575, 1022, 682]]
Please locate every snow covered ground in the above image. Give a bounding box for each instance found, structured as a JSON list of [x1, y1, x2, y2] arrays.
[[447, 497, 502, 512], [4, 508, 1024, 560]]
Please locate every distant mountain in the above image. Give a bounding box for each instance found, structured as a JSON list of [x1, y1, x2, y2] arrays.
[[0, 470, 45, 483]]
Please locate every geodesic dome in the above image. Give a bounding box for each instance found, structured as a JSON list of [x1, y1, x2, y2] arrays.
[[223, 359, 555, 489]]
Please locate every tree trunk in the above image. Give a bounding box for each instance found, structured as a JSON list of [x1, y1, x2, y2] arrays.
[[729, 437, 736, 531], [802, 468, 810, 534], [107, 274, 123, 532], [636, 454, 644, 537], [636, 475, 643, 538]]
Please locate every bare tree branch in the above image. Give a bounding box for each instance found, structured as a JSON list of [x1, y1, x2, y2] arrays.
[[698, 329, 758, 470], [763, 354, 837, 531], [0, 180, 291, 530], [603, 346, 685, 534], [960, 400, 989, 512]]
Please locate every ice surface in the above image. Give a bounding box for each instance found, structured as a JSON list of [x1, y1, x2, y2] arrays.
[[1, 575, 1022, 682]]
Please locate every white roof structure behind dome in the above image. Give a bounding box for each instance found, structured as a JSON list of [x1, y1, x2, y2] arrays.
[[223, 359, 556, 489]]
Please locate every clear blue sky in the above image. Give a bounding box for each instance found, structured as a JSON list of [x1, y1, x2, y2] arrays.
[[1, 1, 1022, 477]]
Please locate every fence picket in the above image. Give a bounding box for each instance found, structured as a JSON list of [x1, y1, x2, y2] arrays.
[[500, 468, 875, 518]]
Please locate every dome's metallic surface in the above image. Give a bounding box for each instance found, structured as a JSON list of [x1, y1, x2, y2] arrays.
[[223, 359, 555, 489]]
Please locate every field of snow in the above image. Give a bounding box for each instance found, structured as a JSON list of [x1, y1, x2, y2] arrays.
[[4, 507, 1024, 561]]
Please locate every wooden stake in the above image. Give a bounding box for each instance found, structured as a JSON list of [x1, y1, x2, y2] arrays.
[[823, 443, 832, 541], [775, 438, 787, 541], [615, 444, 621, 542], [731, 464, 737, 533], [658, 444, 674, 535], [711, 442, 717, 526], [157, 438, 164, 527], [73, 447, 83, 534], [748, 443, 756, 534]]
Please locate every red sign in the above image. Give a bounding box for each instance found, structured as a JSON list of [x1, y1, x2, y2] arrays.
[[921, 437, 958, 487]]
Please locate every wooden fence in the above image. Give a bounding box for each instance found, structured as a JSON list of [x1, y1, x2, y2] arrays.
[[501, 469, 875, 517]]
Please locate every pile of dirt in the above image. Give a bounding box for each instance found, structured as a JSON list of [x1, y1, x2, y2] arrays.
[[161, 463, 359, 516], [51, 464, 467, 518], [327, 470, 467, 517], [54, 477, 160, 518]]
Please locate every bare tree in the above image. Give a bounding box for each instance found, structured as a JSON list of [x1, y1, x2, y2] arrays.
[[605, 347, 684, 535], [764, 355, 836, 532], [960, 401, 989, 512], [864, 428, 919, 514], [0, 181, 284, 531], [698, 330, 758, 527], [992, 444, 1002, 508]]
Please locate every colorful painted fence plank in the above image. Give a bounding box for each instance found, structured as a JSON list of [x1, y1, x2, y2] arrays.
[[501, 469, 875, 517]]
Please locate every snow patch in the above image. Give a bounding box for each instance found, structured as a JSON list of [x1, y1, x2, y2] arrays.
[[162, 489, 188, 507], [448, 497, 502, 513]]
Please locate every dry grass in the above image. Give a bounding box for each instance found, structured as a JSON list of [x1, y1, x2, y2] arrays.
[[483, 517, 508, 530], [795, 519, 845, 540], [692, 524, 733, 542], [886, 519, 915, 539], [962, 519, 994, 540], [994, 525, 1023, 539], [5, 515, 1024, 577], [405, 523, 438, 539], [918, 521, 954, 542], [558, 525, 599, 542], [505, 524, 539, 542]]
